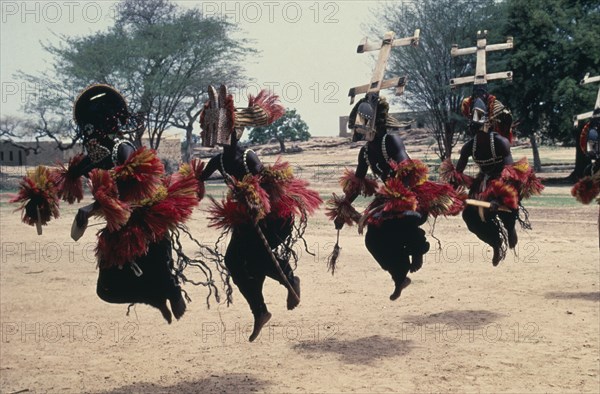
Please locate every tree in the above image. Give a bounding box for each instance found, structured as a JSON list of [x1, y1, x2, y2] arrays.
[[0, 112, 78, 155], [248, 109, 311, 153], [19, 0, 252, 161], [373, 0, 507, 159], [498, 0, 600, 176], [0, 116, 38, 154]]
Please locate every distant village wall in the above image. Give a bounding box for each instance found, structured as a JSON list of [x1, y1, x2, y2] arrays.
[[338, 110, 427, 137], [0, 137, 182, 167]]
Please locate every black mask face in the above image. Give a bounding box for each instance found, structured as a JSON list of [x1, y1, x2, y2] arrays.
[[468, 93, 490, 134], [74, 85, 143, 164], [75, 86, 128, 129], [472, 97, 488, 123], [349, 93, 385, 142]]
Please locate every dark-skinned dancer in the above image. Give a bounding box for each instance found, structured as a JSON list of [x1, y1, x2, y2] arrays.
[[197, 85, 321, 342]]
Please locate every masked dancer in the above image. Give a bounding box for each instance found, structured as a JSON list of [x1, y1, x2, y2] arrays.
[[440, 86, 544, 265], [197, 85, 321, 342], [326, 94, 463, 300], [12, 84, 217, 323]]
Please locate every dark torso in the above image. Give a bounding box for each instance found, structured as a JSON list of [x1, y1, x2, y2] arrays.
[[361, 134, 409, 181], [218, 147, 252, 179], [201, 143, 263, 183], [469, 132, 508, 177]]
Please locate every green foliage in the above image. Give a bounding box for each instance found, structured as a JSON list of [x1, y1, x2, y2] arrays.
[[247, 109, 310, 152], [373, 0, 506, 159], [498, 0, 600, 144], [19, 0, 252, 151]]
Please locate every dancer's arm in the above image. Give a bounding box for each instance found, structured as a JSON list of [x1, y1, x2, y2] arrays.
[[199, 155, 221, 181], [455, 140, 474, 173], [333, 149, 368, 230], [495, 135, 514, 166], [345, 147, 369, 203], [75, 142, 135, 227]]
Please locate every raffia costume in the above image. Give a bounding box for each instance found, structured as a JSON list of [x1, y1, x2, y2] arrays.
[[440, 88, 544, 265], [11, 85, 218, 322], [326, 95, 464, 300], [572, 116, 600, 205], [197, 85, 321, 342]]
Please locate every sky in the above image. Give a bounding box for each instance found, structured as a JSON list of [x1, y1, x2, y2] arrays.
[[0, 0, 406, 138]]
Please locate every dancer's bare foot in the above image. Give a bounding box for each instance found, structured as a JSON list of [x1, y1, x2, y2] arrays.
[[390, 277, 411, 301], [157, 300, 173, 324], [287, 277, 301, 310], [249, 311, 272, 342], [410, 254, 423, 273], [170, 294, 186, 321]]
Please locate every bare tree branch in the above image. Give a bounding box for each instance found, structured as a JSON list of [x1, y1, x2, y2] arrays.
[[371, 0, 504, 159], [16, 0, 252, 157]]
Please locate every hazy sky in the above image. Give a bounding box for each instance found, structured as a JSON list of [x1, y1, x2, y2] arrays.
[[0, 1, 405, 137]]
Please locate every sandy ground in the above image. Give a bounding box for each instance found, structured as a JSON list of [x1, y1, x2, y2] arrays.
[[0, 144, 599, 393]]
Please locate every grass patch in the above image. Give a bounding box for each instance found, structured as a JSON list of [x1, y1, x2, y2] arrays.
[[526, 194, 582, 208]]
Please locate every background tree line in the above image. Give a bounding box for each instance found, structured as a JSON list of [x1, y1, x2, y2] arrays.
[[376, 0, 598, 177], [2, 0, 598, 180], [7, 0, 252, 162]]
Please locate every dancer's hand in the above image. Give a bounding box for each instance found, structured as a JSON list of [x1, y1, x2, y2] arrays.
[[75, 203, 95, 228], [488, 201, 499, 212]]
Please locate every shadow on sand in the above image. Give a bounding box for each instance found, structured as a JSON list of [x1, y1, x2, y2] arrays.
[[97, 372, 270, 394], [401, 309, 504, 329], [545, 291, 600, 302], [293, 335, 413, 365]]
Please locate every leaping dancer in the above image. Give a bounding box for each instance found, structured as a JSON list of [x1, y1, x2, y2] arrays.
[[326, 30, 463, 301], [11, 85, 219, 322], [440, 31, 544, 266], [197, 85, 321, 342]]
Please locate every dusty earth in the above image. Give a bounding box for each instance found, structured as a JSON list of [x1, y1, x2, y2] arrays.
[[0, 139, 598, 393]]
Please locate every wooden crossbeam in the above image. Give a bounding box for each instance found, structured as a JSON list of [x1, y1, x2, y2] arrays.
[[349, 29, 419, 103], [573, 73, 600, 126], [573, 111, 595, 127], [357, 29, 420, 53], [450, 41, 513, 56], [450, 30, 513, 88], [582, 73, 600, 85], [450, 71, 513, 87], [585, 75, 600, 113], [348, 77, 407, 101]]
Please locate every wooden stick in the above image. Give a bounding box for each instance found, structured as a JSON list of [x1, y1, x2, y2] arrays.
[[223, 172, 299, 303], [466, 199, 512, 212], [35, 206, 42, 235], [253, 222, 300, 304]]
